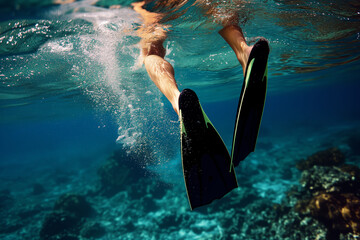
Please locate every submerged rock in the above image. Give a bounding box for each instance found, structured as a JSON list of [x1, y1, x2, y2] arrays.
[[40, 211, 83, 240], [54, 193, 95, 218], [80, 222, 106, 239], [96, 147, 167, 198], [296, 147, 345, 171], [40, 193, 95, 240], [97, 154, 133, 196]]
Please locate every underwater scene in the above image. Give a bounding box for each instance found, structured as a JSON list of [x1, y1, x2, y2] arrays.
[[1, 0, 360, 239]]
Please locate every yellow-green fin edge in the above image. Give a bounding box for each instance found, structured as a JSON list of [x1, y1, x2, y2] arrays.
[[230, 58, 255, 171]]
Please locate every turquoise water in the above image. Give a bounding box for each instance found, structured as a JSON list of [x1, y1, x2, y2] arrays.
[[1, 0, 360, 239]]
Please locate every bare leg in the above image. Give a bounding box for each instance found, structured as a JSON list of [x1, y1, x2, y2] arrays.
[[143, 42, 180, 115], [219, 25, 253, 74], [133, 1, 180, 115], [204, 3, 253, 74], [133, 1, 253, 115]]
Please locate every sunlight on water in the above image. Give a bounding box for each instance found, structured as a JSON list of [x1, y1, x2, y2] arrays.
[[0, 1, 360, 239], [1, 0, 359, 103], [0, 0, 359, 164], [67, 5, 179, 169], [58, 5, 179, 162], [0, 2, 179, 168]]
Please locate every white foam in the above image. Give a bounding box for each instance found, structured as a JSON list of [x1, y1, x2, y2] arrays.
[[46, 40, 74, 53], [38, 1, 179, 170]]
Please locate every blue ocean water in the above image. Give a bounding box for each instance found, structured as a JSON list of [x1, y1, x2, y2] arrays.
[[1, 0, 360, 239]]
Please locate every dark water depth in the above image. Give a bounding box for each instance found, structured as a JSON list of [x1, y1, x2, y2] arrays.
[[0, 0, 360, 239]]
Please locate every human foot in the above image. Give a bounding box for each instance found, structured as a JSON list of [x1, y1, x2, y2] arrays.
[[237, 44, 253, 75], [173, 91, 180, 116]]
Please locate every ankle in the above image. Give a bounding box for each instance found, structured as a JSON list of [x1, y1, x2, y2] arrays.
[[219, 25, 250, 70], [236, 45, 252, 72], [172, 91, 180, 116]]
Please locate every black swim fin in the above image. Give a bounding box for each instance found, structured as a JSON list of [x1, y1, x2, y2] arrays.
[[179, 89, 238, 210], [231, 39, 270, 168]]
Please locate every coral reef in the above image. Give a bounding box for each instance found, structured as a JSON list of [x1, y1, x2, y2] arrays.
[[1, 140, 359, 239], [300, 166, 359, 194], [296, 147, 345, 171], [295, 148, 360, 239], [308, 193, 360, 235]]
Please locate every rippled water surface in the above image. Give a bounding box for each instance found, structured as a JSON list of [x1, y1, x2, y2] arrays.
[[0, 0, 359, 163], [0, 0, 360, 239], [1, 0, 359, 103], [1, 0, 360, 175]]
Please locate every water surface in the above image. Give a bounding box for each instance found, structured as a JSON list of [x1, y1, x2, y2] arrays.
[[0, 0, 360, 239]]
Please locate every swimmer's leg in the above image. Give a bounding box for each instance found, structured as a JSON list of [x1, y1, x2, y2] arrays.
[[219, 25, 253, 75], [133, 1, 180, 115], [143, 40, 180, 115], [219, 24, 270, 167], [204, 4, 253, 73]]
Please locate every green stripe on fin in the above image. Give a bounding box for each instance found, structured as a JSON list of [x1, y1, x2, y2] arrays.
[[230, 58, 255, 171], [200, 105, 212, 129], [263, 64, 268, 82], [244, 58, 255, 87], [180, 110, 186, 135]]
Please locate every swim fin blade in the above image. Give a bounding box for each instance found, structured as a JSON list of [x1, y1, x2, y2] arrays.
[[179, 89, 238, 210], [231, 39, 270, 168]]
